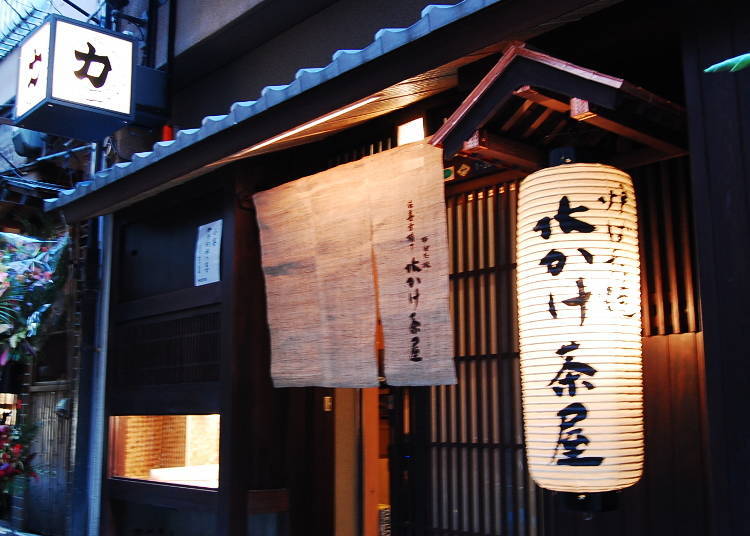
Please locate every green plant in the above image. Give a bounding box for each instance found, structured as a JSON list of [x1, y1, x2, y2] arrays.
[[0, 232, 68, 365]]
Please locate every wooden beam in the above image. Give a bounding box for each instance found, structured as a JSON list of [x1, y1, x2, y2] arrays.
[[445, 168, 525, 197], [513, 85, 569, 112], [362, 388, 380, 536], [500, 99, 534, 132], [521, 107, 554, 138], [514, 87, 687, 157], [461, 129, 545, 171], [609, 147, 688, 170], [570, 97, 685, 155], [108, 479, 218, 511]]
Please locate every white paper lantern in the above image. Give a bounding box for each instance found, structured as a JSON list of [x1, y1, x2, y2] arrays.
[[516, 163, 643, 493]]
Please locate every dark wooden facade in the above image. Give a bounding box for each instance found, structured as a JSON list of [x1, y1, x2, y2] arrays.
[[55, 1, 750, 535], [682, 2, 750, 535], [384, 155, 707, 536], [98, 132, 711, 536]]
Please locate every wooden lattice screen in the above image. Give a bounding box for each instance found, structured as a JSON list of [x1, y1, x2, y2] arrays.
[[414, 156, 700, 536], [323, 141, 700, 536], [421, 178, 539, 536], [633, 157, 701, 336]]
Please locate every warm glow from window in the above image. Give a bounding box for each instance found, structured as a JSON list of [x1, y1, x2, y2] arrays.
[[396, 117, 425, 146], [110, 415, 220, 488], [245, 96, 380, 153], [0, 394, 16, 425]]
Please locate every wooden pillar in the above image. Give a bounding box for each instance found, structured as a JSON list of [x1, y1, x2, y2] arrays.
[[217, 175, 247, 535], [682, 2, 750, 535]]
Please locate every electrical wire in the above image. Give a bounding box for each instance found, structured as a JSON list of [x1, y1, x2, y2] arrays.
[[0, 143, 91, 178], [0, 174, 70, 191], [1, 0, 27, 21], [5, 0, 42, 10], [3, 0, 53, 17], [0, 151, 23, 179], [85, 0, 106, 23], [47, 0, 65, 15]]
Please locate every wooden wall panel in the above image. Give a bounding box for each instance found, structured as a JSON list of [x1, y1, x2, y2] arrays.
[[542, 333, 708, 536], [423, 160, 708, 536], [682, 1, 750, 534], [420, 179, 536, 536], [632, 158, 701, 336], [26, 390, 73, 535]]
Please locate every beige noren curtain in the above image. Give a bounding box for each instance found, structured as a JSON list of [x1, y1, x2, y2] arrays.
[[254, 140, 455, 387]]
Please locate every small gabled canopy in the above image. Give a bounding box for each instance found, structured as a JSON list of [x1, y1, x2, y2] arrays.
[[431, 42, 686, 174]]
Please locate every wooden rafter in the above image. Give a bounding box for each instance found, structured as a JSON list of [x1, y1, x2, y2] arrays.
[[569, 98, 685, 156], [461, 129, 545, 171], [513, 85, 569, 113], [432, 42, 687, 169]]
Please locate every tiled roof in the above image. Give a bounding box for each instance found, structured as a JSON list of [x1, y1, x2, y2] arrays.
[[44, 0, 502, 211], [0, 3, 47, 60]]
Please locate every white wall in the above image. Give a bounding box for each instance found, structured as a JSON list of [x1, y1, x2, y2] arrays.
[[174, 0, 266, 56], [170, 0, 455, 126]]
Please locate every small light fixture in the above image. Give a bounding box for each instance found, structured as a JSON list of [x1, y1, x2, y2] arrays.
[[397, 117, 426, 146], [55, 397, 71, 419]]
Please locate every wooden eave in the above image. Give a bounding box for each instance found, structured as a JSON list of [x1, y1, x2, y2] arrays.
[[431, 42, 686, 172]]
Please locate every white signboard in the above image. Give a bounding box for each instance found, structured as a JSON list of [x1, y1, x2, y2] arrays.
[[51, 20, 133, 115], [194, 220, 223, 286], [15, 23, 51, 117]]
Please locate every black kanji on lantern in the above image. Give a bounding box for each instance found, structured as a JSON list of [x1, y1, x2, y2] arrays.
[[540, 248, 594, 276], [547, 278, 591, 323], [540, 250, 566, 276], [607, 223, 625, 242], [548, 293, 557, 319], [562, 277, 591, 326], [534, 196, 596, 239], [553, 402, 604, 466], [605, 285, 636, 318], [598, 185, 628, 212], [578, 248, 593, 264], [547, 341, 597, 396], [409, 288, 420, 308]]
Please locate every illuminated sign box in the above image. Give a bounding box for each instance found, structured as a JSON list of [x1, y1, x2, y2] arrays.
[[14, 15, 135, 141]]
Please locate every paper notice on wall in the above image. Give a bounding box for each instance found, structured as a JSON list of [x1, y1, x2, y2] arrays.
[[194, 220, 222, 286]]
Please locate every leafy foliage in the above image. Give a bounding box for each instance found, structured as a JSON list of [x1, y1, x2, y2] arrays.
[[705, 52, 750, 73], [0, 421, 39, 493], [0, 232, 68, 365]]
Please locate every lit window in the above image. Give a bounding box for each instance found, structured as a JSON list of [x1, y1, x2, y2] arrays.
[[110, 415, 220, 488], [0, 394, 16, 425], [397, 117, 425, 146]]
